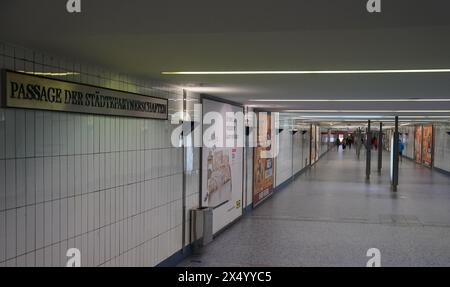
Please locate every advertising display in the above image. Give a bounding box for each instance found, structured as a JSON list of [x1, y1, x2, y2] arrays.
[[253, 113, 275, 207], [422, 125, 433, 167], [415, 125, 422, 163], [202, 98, 244, 234], [384, 129, 393, 152]]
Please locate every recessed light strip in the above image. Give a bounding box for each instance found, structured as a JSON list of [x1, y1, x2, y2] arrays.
[[293, 119, 450, 122], [162, 69, 450, 75], [292, 115, 450, 119], [251, 99, 450, 102], [17, 70, 80, 77], [283, 110, 450, 113]]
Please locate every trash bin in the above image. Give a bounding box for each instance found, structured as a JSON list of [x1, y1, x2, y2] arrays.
[[190, 207, 213, 252]]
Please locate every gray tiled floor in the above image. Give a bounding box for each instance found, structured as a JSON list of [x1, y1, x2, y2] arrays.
[[179, 149, 450, 267]]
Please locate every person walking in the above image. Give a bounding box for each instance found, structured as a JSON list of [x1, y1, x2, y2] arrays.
[[372, 136, 378, 150], [355, 134, 362, 159], [347, 135, 353, 150], [398, 139, 405, 163], [335, 137, 341, 151]]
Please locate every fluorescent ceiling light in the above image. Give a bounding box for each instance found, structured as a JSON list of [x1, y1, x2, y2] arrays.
[[251, 99, 450, 102], [295, 119, 450, 122], [17, 70, 80, 77], [162, 69, 450, 75], [168, 98, 198, 102], [292, 115, 450, 119], [283, 110, 450, 113], [181, 86, 256, 94], [294, 115, 384, 119]]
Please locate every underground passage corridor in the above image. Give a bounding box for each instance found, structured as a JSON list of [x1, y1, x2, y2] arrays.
[[2, 1, 450, 273], [180, 149, 450, 267]]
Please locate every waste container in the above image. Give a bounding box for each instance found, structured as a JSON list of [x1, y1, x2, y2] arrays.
[[190, 207, 213, 251]]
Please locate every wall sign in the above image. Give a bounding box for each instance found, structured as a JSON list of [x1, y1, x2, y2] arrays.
[[2, 70, 168, 120]]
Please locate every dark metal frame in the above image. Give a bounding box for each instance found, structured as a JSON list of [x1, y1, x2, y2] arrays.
[[378, 122, 383, 173], [392, 116, 399, 191], [181, 89, 187, 253], [198, 94, 245, 224], [366, 120, 372, 180]]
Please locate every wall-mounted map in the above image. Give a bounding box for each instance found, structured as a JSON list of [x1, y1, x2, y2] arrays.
[[204, 149, 232, 207]]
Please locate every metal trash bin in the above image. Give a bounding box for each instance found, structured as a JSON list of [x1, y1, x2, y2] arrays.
[[190, 207, 213, 252]]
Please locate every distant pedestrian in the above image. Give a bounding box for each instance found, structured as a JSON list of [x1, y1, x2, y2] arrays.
[[347, 136, 353, 150], [355, 134, 362, 159], [372, 137, 378, 150], [398, 139, 405, 163], [335, 138, 341, 151]]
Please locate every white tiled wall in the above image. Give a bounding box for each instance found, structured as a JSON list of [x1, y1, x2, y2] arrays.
[[318, 127, 329, 157], [293, 125, 310, 174], [275, 128, 293, 187], [274, 119, 324, 188], [274, 120, 330, 188], [302, 129, 311, 169], [399, 126, 415, 160], [183, 93, 201, 247], [0, 42, 187, 266], [434, 123, 450, 172], [292, 131, 302, 175], [274, 117, 294, 187]]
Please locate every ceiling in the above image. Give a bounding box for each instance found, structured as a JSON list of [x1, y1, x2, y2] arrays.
[[2, 0, 450, 116]]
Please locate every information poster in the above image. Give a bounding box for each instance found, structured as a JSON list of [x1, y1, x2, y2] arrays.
[[422, 125, 433, 167], [253, 113, 274, 207], [202, 98, 244, 234]]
